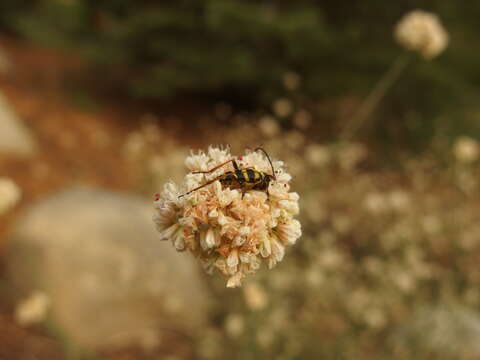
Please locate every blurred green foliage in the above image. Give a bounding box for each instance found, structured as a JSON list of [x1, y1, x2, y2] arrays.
[[1, 1, 480, 145]]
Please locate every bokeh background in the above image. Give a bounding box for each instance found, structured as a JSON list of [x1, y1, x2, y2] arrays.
[[0, 1, 480, 359]]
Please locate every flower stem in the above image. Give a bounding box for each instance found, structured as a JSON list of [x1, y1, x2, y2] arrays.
[[340, 53, 411, 142]]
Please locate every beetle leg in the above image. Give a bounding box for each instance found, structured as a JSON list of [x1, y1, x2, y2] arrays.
[[178, 176, 222, 198]]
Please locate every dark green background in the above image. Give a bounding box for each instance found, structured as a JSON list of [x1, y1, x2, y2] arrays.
[[1, 1, 479, 147]]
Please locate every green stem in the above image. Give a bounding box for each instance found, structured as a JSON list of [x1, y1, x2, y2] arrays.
[[340, 54, 411, 142]]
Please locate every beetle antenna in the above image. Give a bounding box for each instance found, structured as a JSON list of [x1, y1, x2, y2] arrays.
[[255, 147, 276, 180]]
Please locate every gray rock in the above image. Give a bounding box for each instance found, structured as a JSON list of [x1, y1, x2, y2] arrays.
[[0, 92, 36, 156], [7, 187, 210, 349], [391, 304, 480, 358]]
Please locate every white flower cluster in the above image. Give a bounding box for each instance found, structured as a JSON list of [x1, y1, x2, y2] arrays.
[[395, 10, 449, 59], [153, 146, 301, 287], [0, 177, 21, 215]]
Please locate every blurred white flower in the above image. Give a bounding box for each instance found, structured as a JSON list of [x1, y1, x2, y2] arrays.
[[141, 120, 163, 143], [393, 271, 416, 294], [272, 98, 293, 118], [388, 190, 411, 212], [317, 247, 344, 271], [363, 256, 383, 276], [153, 146, 301, 287], [348, 288, 371, 315], [395, 10, 449, 59], [453, 136, 479, 163], [293, 109, 312, 129], [305, 266, 325, 286], [243, 282, 268, 311], [124, 131, 145, 159], [225, 313, 245, 338], [258, 115, 280, 137], [421, 215, 442, 235], [0, 177, 21, 215], [306, 144, 331, 167], [364, 307, 387, 329], [364, 192, 388, 214], [332, 215, 352, 235], [15, 291, 50, 326], [283, 72, 301, 91], [393, 306, 480, 357]]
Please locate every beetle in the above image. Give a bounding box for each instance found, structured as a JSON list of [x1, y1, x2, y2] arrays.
[[178, 147, 277, 199]]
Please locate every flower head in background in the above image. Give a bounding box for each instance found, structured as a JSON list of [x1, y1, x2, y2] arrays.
[[272, 98, 293, 118], [395, 10, 449, 59], [0, 177, 21, 215], [453, 136, 480, 164], [153, 146, 301, 287]]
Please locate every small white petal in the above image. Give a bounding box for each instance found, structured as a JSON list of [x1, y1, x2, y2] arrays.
[[217, 211, 229, 226], [267, 257, 277, 269], [227, 265, 238, 275], [173, 233, 185, 250], [205, 228, 216, 248], [239, 226, 250, 236], [275, 220, 302, 246], [232, 235, 246, 247], [201, 258, 215, 275], [239, 251, 251, 263], [164, 182, 181, 202], [260, 237, 272, 258], [213, 180, 222, 194], [159, 224, 180, 241], [279, 200, 299, 215], [215, 258, 228, 273], [227, 272, 243, 288], [276, 172, 292, 183], [250, 256, 261, 270], [271, 236, 285, 262], [185, 152, 210, 171], [199, 232, 208, 250], [227, 249, 239, 268], [288, 192, 300, 201]]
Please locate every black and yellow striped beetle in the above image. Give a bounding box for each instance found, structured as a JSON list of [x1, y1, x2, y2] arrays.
[[179, 147, 277, 199]]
